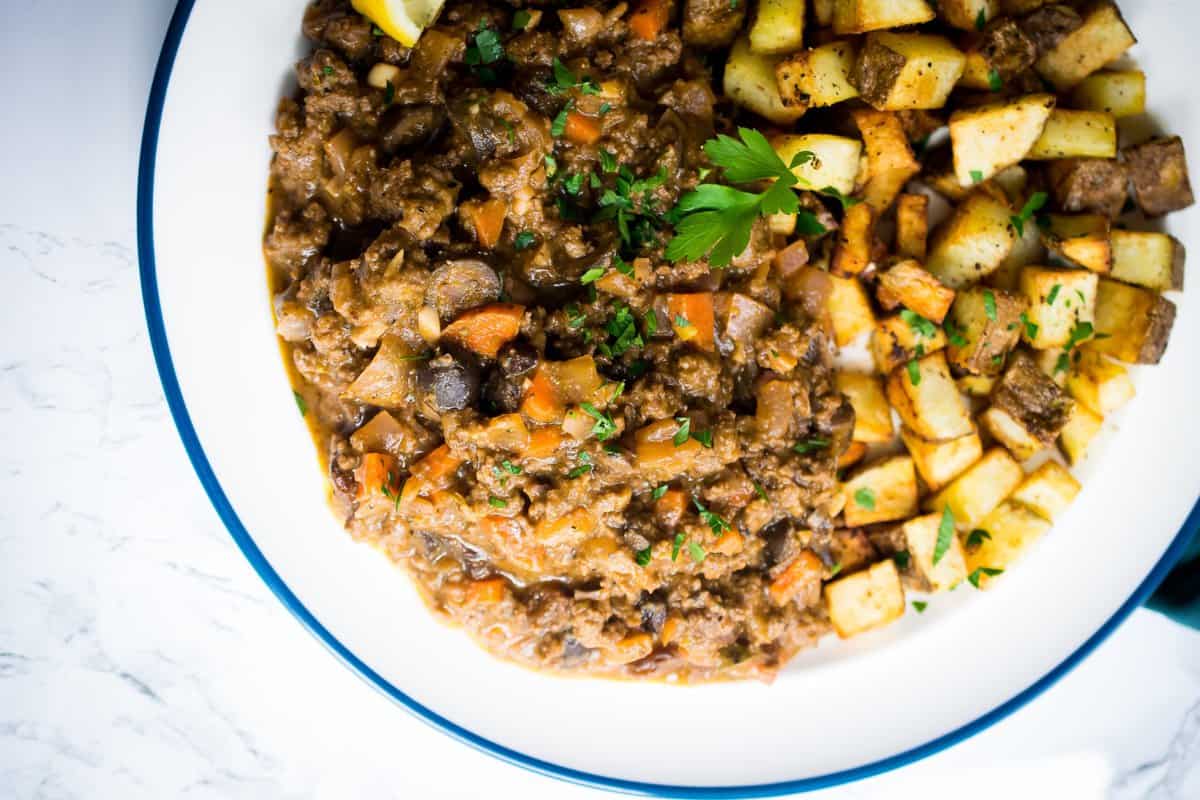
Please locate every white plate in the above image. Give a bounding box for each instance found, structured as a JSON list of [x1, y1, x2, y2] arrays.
[[139, 1, 1200, 794]]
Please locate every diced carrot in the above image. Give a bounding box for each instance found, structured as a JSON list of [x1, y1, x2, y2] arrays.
[[629, 0, 669, 40], [838, 441, 867, 469], [484, 413, 531, 451], [634, 418, 701, 475], [441, 303, 524, 358], [465, 196, 508, 249], [520, 366, 565, 423], [555, 355, 603, 403], [409, 444, 462, 488], [355, 452, 400, 500], [608, 632, 654, 665], [659, 615, 681, 645], [768, 550, 824, 606], [711, 529, 745, 556], [533, 507, 596, 543], [524, 426, 564, 459], [654, 488, 688, 528], [667, 293, 715, 352], [564, 111, 602, 145], [465, 577, 508, 604]]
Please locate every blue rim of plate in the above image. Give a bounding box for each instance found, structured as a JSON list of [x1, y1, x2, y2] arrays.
[[137, 1, 1199, 796]]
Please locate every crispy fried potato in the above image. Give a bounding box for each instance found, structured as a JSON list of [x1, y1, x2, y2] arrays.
[[1028, 109, 1117, 160], [924, 448, 1024, 529], [1035, 2, 1136, 91], [777, 41, 860, 108], [854, 32, 965, 110], [886, 350, 974, 441], [926, 191, 1018, 289], [1068, 70, 1145, 118], [895, 194, 929, 259], [965, 500, 1051, 588], [843, 456, 920, 526], [833, 0, 935, 35], [1018, 267, 1097, 350], [946, 286, 1027, 376], [901, 427, 983, 491], [725, 37, 807, 124], [1086, 278, 1177, 364], [949, 94, 1055, 186], [1040, 214, 1111, 273], [825, 559, 906, 638], [876, 259, 956, 323], [837, 372, 895, 444], [1109, 230, 1185, 292], [872, 313, 948, 374], [1010, 461, 1080, 522], [904, 512, 968, 592]]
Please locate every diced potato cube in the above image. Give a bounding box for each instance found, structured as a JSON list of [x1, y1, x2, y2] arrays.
[[725, 37, 807, 124], [824, 559, 906, 638], [1046, 158, 1128, 219], [1109, 231, 1186, 292], [1068, 70, 1145, 118], [981, 352, 1074, 460], [895, 194, 929, 260], [853, 32, 966, 110], [1010, 461, 1081, 522], [926, 192, 1018, 289], [988, 212, 1047, 291], [854, 109, 921, 211], [1123, 137, 1196, 217], [1087, 278, 1178, 364], [876, 259, 955, 323], [1033, 347, 1069, 387], [777, 41, 860, 109], [1027, 110, 1117, 160], [836, 372, 894, 444], [872, 314, 948, 374], [945, 286, 1027, 376], [904, 512, 968, 592], [886, 350, 974, 441], [774, 133, 863, 197], [924, 448, 1024, 529], [957, 374, 997, 396], [1060, 403, 1104, 465], [828, 273, 877, 347], [843, 456, 919, 527], [1035, 2, 1136, 91], [1019, 267, 1097, 350], [948, 94, 1056, 186], [749, 0, 806, 55], [833, 203, 877, 276], [936, 0, 997, 30], [1065, 350, 1134, 416], [965, 500, 1051, 588], [833, 0, 935, 34], [1040, 214, 1111, 273], [901, 427, 983, 491]]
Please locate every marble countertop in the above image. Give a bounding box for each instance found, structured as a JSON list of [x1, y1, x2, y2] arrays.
[[1, 3, 1197, 798]]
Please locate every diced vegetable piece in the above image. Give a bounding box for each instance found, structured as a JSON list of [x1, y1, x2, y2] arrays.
[[776, 41, 860, 108], [926, 191, 1018, 289], [901, 427, 983, 491], [629, 0, 670, 40], [1087, 278, 1177, 365], [1046, 158, 1128, 219], [1060, 403, 1104, 465], [904, 512, 967, 592], [854, 32, 966, 110], [1027, 110, 1117, 160], [667, 293, 716, 352], [441, 303, 524, 358], [1040, 214, 1111, 273], [843, 456, 919, 527], [1019, 267, 1097, 350], [957, 374, 997, 396], [342, 335, 423, 407], [833, 0, 935, 35], [1123, 137, 1196, 217], [945, 286, 1027, 376], [837, 372, 894, 444], [1035, 2, 1136, 91], [988, 209, 1047, 291], [938, 0, 997, 30], [750, 0, 806, 55], [634, 418, 702, 478], [1065, 350, 1134, 416], [356, 452, 400, 501], [534, 507, 597, 544], [924, 448, 1023, 529], [725, 37, 807, 124], [523, 426, 565, 459], [832, 203, 876, 276], [483, 413, 531, 452], [654, 488, 688, 528], [886, 351, 974, 441], [1010, 461, 1080, 522], [828, 274, 878, 347], [871, 313, 947, 374], [1109, 231, 1186, 292], [521, 365, 566, 423], [895, 194, 929, 260], [839, 441, 868, 469], [774, 133, 863, 196], [349, 411, 410, 458], [949, 94, 1055, 186], [854, 109, 921, 211], [402, 443, 463, 502], [980, 353, 1074, 460], [563, 111, 602, 145], [463, 196, 507, 249], [1068, 70, 1145, 117], [876, 260, 955, 324], [824, 559, 906, 638], [464, 577, 508, 604], [965, 501, 1049, 589], [769, 550, 825, 606]]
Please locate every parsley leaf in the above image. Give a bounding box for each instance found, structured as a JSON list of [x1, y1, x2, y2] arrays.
[[965, 529, 992, 548], [642, 308, 658, 336], [792, 437, 830, 454], [701, 128, 796, 183], [599, 149, 617, 173], [983, 289, 997, 321], [1055, 351, 1071, 374], [635, 546, 652, 566], [933, 506, 955, 565], [488, 496, 508, 508], [912, 600, 928, 613], [512, 9, 532, 30], [692, 429, 714, 448], [1065, 320, 1094, 350], [1020, 311, 1039, 340], [672, 417, 691, 446], [688, 541, 707, 563], [945, 319, 969, 348], [671, 532, 685, 561], [651, 484, 669, 501], [906, 358, 922, 386], [854, 488, 876, 511], [975, 8, 987, 30], [500, 459, 522, 475], [970, 169, 985, 184], [551, 100, 573, 137], [894, 550, 911, 569], [693, 498, 731, 535], [1046, 283, 1062, 305], [987, 69, 1003, 92], [1010, 191, 1048, 237], [900, 309, 938, 339], [580, 266, 606, 284], [293, 390, 308, 417], [548, 57, 600, 96], [753, 482, 769, 501], [514, 231, 536, 250], [580, 403, 617, 440], [968, 566, 1004, 588]]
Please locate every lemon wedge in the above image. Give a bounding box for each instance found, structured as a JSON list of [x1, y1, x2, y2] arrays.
[[351, 0, 446, 47]]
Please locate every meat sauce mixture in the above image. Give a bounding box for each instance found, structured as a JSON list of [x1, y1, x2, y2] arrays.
[[266, 0, 857, 681]]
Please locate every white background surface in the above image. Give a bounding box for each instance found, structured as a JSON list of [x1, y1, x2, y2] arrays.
[[1, 1, 1198, 798]]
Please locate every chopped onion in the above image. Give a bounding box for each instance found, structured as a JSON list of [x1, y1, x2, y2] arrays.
[[366, 63, 401, 90], [418, 305, 442, 344]]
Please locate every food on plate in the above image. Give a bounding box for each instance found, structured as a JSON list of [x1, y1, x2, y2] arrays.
[[266, 0, 1190, 681]]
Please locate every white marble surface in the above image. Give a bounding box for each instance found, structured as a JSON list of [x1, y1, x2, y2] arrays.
[[1, 2, 1198, 798]]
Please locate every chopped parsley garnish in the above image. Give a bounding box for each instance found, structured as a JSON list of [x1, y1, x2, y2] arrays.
[[693, 498, 731, 535], [692, 429, 714, 448], [970, 169, 984, 184], [580, 403, 617, 440], [512, 9, 532, 30], [544, 154, 558, 179], [500, 459, 522, 475], [594, 165, 668, 254], [912, 600, 928, 613], [514, 231, 536, 250], [1046, 283, 1062, 305], [1064, 320, 1094, 350], [383, 80, 395, 107], [562, 172, 584, 195], [665, 128, 824, 268], [567, 451, 593, 478], [293, 390, 307, 416], [673, 314, 692, 330], [672, 417, 691, 446], [900, 309, 938, 339], [688, 541, 707, 564], [609, 381, 626, 402], [671, 532, 685, 561], [965, 529, 992, 548], [635, 546, 652, 566], [1054, 351, 1071, 374], [792, 437, 829, 454], [580, 265, 606, 284], [968, 566, 1004, 588], [598, 101, 612, 115], [551, 100, 573, 137], [599, 149, 617, 173], [488, 496, 508, 508], [548, 57, 601, 96], [975, 8, 987, 30], [1020, 311, 1039, 340], [322, 65, 334, 76], [987, 69, 1003, 92], [945, 319, 968, 348], [829, 562, 843, 578], [818, 184, 860, 210], [894, 550, 911, 569], [465, 22, 505, 83], [642, 308, 658, 336], [613, 255, 635, 276], [565, 304, 587, 329], [983, 289, 997, 321], [598, 304, 643, 357], [1010, 191, 1048, 237], [651, 484, 669, 501], [753, 482, 769, 501], [854, 487, 876, 511], [906, 358, 922, 386], [933, 505, 955, 565]]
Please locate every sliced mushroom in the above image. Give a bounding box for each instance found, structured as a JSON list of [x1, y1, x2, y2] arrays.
[[425, 259, 501, 322]]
